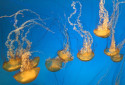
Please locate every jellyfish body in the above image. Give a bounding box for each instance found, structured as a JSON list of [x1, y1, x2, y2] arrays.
[[58, 50, 73, 63], [45, 57, 63, 72], [104, 32, 120, 56], [77, 50, 94, 61], [31, 57, 40, 68], [13, 52, 40, 84], [111, 54, 123, 62], [2, 49, 21, 72], [77, 40, 94, 61], [93, 27, 110, 38], [14, 67, 40, 84], [3, 57, 21, 72], [94, 0, 110, 38], [104, 48, 119, 57]]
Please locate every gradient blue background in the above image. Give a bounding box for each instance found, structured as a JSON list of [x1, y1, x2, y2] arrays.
[[0, 0, 125, 85]]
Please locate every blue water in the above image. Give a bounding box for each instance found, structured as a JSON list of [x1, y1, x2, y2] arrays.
[[0, 0, 125, 85]]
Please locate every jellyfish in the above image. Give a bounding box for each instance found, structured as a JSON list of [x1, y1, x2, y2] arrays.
[[110, 54, 123, 62], [57, 25, 73, 63], [104, 31, 120, 56], [94, 0, 110, 38], [0, 9, 52, 72], [68, 1, 94, 61], [77, 36, 94, 61], [2, 52, 21, 72], [45, 57, 63, 72], [104, 0, 125, 58], [110, 39, 125, 62], [57, 48, 73, 63], [13, 51, 40, 84]]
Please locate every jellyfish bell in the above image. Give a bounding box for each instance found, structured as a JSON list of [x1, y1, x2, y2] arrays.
[[77, 39, 94, 61], [13, 52, 40, 84], [14, 67, 40, 84], [3, 50, 21, 72], [104, 31, 120, 57], [57, 50, 73, 63], [93, 27, 110, 38], [94, 17, 110, 38], [104, 48, 119, 56], [77, 41, 95, 61], [104, 38, 120, 56], [45, 57, 63, 72], [77, 49, 94, 61], [3, 57, 21, 72], [30, 57, 40, 68], [110, 54, 123, 62]]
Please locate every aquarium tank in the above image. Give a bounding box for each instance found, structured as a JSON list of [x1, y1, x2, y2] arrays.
[[0, 0, 125, 85]]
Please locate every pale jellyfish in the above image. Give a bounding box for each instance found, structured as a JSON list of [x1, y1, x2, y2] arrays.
[[45, 57, 63, 72]]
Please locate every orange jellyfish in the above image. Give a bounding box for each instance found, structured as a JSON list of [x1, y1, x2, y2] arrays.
[[104, 32, 119, 56], [110, 39, 125, 62], [57, 26, 73, 63], [58, 49, 73, 63], [14, 51, 40, 84], [45, 57, 63, 72], [3, 49, 21, 72], [111, 54, 123, 62], [2, 39, 24, 72], [68, 1, 94, 61], [31, 57, 40, 67], [77, 36, 94, 61], [94, 0, 110, 38], [104, 0, 125, 57]]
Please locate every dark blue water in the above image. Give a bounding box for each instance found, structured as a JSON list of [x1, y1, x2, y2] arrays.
[[0, 0, 125, 85]]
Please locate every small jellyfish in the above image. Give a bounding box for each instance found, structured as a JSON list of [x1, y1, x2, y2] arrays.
[[111, 54, 123, 62], [13, 52, 40, 84], [94, 0, 110, 38], [58, 49, 73, 63], [68, 1, 94, 61], [3, 49, 21, 72], [104, 0, 125, 57], [45, 57, 63, 72], [110, 39, 125, 62], [104, 33, 120, 56], [58, 25, 73, 63]]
